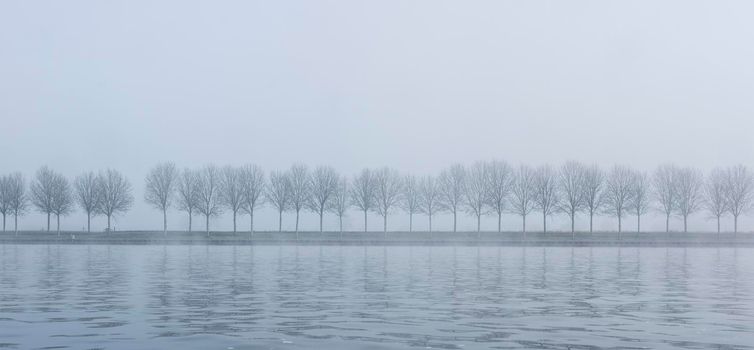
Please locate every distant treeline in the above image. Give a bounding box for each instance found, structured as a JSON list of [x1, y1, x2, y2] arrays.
[[0, 162, 752, 237]]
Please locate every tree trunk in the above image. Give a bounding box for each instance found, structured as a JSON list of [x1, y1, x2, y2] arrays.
[[589, 212, 594, 233], [363, 210, 368, 232], [107, 214, 111, 233], [734, 214, 739, 234], [683, 215, 688, 233], [637, 213, 641, 233], [87, 212, 91, 233], [249, 210, 254, 240], [205, 215, 210, 237], [522, 214, 526, 233], [232, 211, 237, 233], [453, 210, 457, 233], [543, 212, 547, 233], [429, 213, 432, 233], [2, 213, 5, 232], [319, 209, 324, 233], [188, 209, 192, 232], [56, 214, 60, 235], [477, 214, 481, 233], [295, 210, 300, 233], [47, 213, 51, 232], [250, 209, 255, 234], [278, 210, 283, 232], [498, 212, 502, 232], [163, 209, 167, 235], [14, 213, 18, 235], [618, 215, 622, 239], [618, 214, 623, 241], [665, 214, 670, 233], [339, 216, 343, 234], [383, 215, 387, 233], [409, 213, 413, 233], [717, 216, 721, 238], [571, 214, 575, 240]]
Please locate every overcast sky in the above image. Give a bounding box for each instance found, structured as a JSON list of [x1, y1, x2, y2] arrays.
[[1, 1, 753, 232]]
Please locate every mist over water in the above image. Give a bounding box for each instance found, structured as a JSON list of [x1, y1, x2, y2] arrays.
[[2, 245, 752, 349], [3, 1, 754, 349]]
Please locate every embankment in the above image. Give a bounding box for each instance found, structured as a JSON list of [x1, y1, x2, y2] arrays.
[[1, 231, 752, 246]]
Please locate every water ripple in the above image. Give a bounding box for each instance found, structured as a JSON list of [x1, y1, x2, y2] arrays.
[[0, 245, 752, 349]]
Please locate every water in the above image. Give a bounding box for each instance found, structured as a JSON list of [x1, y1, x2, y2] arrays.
[[1, 245, 753, 349]]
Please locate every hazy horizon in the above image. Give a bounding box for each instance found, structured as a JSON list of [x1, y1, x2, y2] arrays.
[[2, 1, 754, 232]]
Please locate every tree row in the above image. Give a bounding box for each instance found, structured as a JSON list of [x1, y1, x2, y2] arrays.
[[0, 161, 752, 236]]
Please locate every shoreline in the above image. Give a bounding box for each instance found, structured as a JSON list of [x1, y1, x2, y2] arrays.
[[1, 231, 753, 247]]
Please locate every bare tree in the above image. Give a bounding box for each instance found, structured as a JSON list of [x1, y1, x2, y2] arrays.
[[419, 175, 441, 232], [439, 164, 466, 232], [5, 173, 26, 235], [30, 166, 59, 232], [705, 168, 728, 234], [306, 166, 338, 233], [74, 171, 102, 233], [510, 165, 536, 233], [288, 164, 309, 236], [97, 169, 134, 233], [329, 176, 350, 235], [50, 175, 73, 234], [533, 165, 559, 233], [724, 165, 754, 234], [350, 169, 376, 232], [675, 167, 703, 233], [239, 164, 265, 235], [0, 176, 10, 232], [373, 167, 402, 234], [653, 164, 678, 232], [603, 165, 634, 237], [557, 161, 587, 236], [401, 175, 421, 232], [195, 165, 222, 236], [176, 169, 200, 232], [485, 160, 513, 232], [628, 171, 650, 233], [582, 165, 605, 233], [219, 166, 244, 233], [144, 162, 177, 235], [267, 170, 291, 232], [464, 162, 488, 233]]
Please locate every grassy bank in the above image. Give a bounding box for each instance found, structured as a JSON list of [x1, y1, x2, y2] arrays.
[[0, 230, 753, 246]]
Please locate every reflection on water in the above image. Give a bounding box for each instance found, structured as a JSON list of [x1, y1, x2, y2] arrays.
[[1, 245, 753, 349]]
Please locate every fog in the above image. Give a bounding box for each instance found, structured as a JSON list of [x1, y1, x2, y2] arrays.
[[1, 0, 753, 232]]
